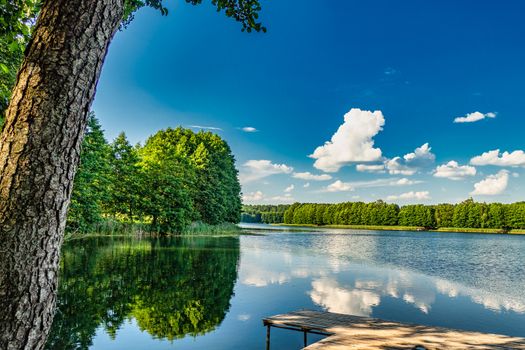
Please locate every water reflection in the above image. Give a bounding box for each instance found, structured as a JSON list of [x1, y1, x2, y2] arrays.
[[46, 237, 240, 349], [309, 277, 380, 316], [308, 269, 525, 317], [239, 232, 525, 324], [47, 229, 525, 349]]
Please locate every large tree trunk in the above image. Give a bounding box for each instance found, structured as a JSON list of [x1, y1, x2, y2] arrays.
[[0, 0, 123, 348]]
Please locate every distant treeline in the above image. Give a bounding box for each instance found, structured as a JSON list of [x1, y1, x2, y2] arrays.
[[67, 113, 241, 234], [282, 200, 525, 229], [241, 205, 290, 224]]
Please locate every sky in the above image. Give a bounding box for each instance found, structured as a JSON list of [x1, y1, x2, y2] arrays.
[[92, 0, 525, 205]]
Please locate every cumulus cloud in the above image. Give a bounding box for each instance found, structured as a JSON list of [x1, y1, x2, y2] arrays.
[[239, 160, 293, 184], [384, 143, 435, 175], [292, 172, 332, 181], [434, 161, 477, 180], [310, 108, 385, 172], [385, 157, 417, 175], [241, 126, 258, 132], [242, 190, 294, 203], [471, 170, 509, 196], [470, 149, 525, 167], [403, 143, 436, 167], [325, 180, 354, 192], [387, 191, 431, 201], [453, 111, 496, 123], [242, 191, 264, 202], [356, 164, 386, 173], [284, 184, 295, 193]]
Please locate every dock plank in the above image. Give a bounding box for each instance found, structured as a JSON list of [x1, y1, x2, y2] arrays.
[[263, 310, 525, 349]]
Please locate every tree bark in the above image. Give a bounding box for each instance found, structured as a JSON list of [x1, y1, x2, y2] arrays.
[[0, 0, 123, 349]]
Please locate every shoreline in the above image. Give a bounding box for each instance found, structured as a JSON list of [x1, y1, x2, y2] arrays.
[[269, 223, 525, 235]]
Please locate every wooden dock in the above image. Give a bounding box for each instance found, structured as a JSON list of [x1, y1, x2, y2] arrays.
[[262, 310, 525, 349]]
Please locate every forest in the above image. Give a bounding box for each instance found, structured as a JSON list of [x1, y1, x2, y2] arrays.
[[284, 201, 525, 229], [243, 201, 525, 230], [241, 204, 290, 223], [67, 113, 242, 234]]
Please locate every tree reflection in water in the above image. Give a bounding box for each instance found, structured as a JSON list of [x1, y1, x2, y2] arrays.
[[45, 236, 240, 349]]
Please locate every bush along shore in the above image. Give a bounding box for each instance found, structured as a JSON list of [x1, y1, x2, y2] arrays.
[[242, 200, 525, 235]]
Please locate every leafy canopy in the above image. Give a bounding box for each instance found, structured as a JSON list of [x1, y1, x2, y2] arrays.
[[122, 0, 266, 33]]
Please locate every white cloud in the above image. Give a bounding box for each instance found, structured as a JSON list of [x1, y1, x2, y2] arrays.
[[239, 160, 293, 184], [359, 178, 420, 188], [325, 180, 354, 192], [453, 111, 496, 123], [384, 143, 435, 175], [269, 194, 295, 203], [470, 149, 525, 167], [387, 191, 431, 201], [292, 172, 332, 181], [385, 157, 417, 175], [242, 191, 264, 202], [284, 184, 294, 193], [188, 125, 223, 131], [403, 143, 436, 167], [393, 178, 419, 186], [356, 164, 385, 173], [310, 108, 385, 172], [242, 190, 294, 203], [322, 178, 420, 193], [471, 170, 509, 196], [434, 161, 477, 180], [241, 126, 258, 132], [304, 182, 310, 188]]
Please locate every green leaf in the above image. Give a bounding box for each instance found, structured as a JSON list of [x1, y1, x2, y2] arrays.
[[8, 41, 20, 53], [0, 63, 9, 74]]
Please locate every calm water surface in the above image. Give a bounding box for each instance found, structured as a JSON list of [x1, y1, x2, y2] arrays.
[[46, 225, 525, 349]]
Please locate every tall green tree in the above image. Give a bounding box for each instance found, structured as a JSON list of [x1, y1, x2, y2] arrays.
[[108, 132, 141, 221], [139, 130, 197, 233], [67, 113, 111, 233]]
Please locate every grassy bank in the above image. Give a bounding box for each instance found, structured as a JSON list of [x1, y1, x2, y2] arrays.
[[271, 223, 525, 235], [433, 227, 525, 235], [183, 222, 241, 235], [64, 221, 242, 241]]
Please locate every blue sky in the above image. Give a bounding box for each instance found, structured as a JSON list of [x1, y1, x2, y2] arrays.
[[93, 0, 525, 205]]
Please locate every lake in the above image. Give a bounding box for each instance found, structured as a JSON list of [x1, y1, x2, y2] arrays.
[[46, 225, 525, 349]]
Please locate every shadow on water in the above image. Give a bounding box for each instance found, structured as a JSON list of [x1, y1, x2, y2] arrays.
[[45, 236, 240, 349]]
